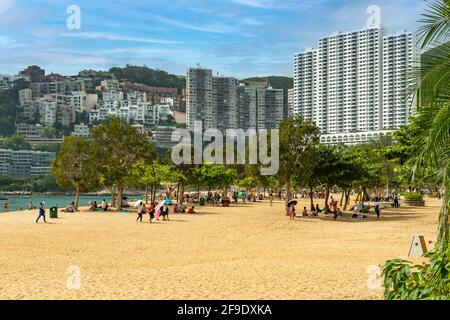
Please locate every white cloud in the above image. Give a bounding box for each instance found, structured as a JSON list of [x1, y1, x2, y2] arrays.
[[60, 32, 182, 45], [228, 0, 275, 9], [148, 14, 238, 34]]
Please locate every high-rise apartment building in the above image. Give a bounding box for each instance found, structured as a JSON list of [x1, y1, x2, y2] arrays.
[[382, 31, 418, 130], [187, 68, 284, 132], [294, 26, 418, 145], [186, 68, 213, 131]]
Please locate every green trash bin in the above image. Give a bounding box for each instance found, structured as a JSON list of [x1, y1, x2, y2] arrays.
[[50, 206, 58, 218], [199, 198, 205, 206]]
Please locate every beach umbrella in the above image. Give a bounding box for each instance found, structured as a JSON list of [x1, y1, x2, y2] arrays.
[[152, 201, 164, 221], [287, 199, 297, 207], [163, 199, 173, 205]]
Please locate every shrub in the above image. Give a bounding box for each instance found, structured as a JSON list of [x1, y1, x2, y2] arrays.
[[404, 192, 424, 201], [382, 244, 450, 300]]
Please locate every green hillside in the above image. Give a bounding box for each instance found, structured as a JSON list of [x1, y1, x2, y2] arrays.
[[108, 65, 185, 91]]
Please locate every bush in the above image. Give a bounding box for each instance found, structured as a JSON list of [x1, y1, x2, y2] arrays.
[[404, 192, 424, 201], [382, 245, 450, 300]]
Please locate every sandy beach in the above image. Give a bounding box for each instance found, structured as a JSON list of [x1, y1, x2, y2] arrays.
[[0, 195, 440, 300]]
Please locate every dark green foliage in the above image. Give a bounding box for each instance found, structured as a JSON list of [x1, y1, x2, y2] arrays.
[[109, 65, 185, 90], [0, 134, 31, 150], [404, 192, 424, 201], [383, 245, 450, 300]]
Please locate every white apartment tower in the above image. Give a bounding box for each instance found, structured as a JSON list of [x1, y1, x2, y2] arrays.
[[382, 31, 417, 130], [294, 26, 418, 145]]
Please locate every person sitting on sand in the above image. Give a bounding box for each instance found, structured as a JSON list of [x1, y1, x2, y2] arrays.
[[302, 206, 308, 217], [88, 201, 96, 211], [161, 204, 169, 221], [101, 199, 108, 211], [62, 202, 76, 213], [315, 204, 321, 215], [173, 203, 178, 213], [188, 206, 195, 214], [28, 201, 35, 210]]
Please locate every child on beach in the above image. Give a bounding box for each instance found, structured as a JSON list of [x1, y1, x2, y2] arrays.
[[188, 206, 195, 214], [302, 206, 308, 216], [289, 204, 296, 221], [36, 202, 47, 223], [3, 200, 8, 212], [161, 204, 169, 221]]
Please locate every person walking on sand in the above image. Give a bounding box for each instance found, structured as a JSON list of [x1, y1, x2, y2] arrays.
[[374, 197, 381, 219], [136, 202, 146, 223], [147, 202, 155, 222], [161, 204, 169, 221], [36, 202, 47, 223], [289, 203, 296, 221]]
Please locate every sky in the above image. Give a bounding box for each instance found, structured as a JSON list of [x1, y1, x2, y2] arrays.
[[0, 0, 426, 78]]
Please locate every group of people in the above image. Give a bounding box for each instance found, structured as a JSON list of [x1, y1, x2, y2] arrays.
[[135, 201, 197, 223], [87, 199, 109, 211]]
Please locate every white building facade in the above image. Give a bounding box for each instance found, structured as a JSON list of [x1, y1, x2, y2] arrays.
[[294, 26, 418, 145]]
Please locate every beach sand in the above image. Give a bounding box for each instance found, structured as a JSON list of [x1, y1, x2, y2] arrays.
[[0, 195, 440, 300]]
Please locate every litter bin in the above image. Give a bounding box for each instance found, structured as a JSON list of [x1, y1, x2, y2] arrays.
[[50, 206, 58, 218], [199, 198, 205, 206]]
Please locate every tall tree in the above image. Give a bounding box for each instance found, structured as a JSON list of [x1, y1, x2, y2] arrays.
[[279, 116, 320, 214], [51, 136, 98, 210], [91, 117, 150, 210]]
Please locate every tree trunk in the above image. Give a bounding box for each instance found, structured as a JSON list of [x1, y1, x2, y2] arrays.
[[110, 186, 116, 208], [176, 183, 180, 202], [324, 186, 330, 213], [152, 184, 157, 203], [284, 178, 291, 215], [309, 186, 314, 211], [343, 189, 350, 211], [145, 184, 149, 204], [180, 184, 185, 204], [361, 187, 366, 205], [117, 185, 123, 210], [340, 189, 345, 206], [75, 184, 80, 211], [437, 191, 449, 248]]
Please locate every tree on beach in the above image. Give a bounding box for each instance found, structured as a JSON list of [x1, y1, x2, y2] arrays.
[[382, 0, 450, 300], [312, 144, 346, 212], [51, 136, 98, 210], [91, 117, 151, 210], [195, 164, 237, 193], [278, 116, 320, 214]]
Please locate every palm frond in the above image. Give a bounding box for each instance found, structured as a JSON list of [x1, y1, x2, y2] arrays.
[[417, 0, 450, 48]]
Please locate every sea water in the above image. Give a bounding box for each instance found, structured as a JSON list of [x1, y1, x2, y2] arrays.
[[0, 194, 143, 212]]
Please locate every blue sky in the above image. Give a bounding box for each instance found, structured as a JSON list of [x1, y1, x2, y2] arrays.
[[0, 0, 426, 78]]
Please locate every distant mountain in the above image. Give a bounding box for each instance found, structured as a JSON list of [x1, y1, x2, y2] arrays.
[[108, 65, 185, 91], [241, 76, 293, 91]]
